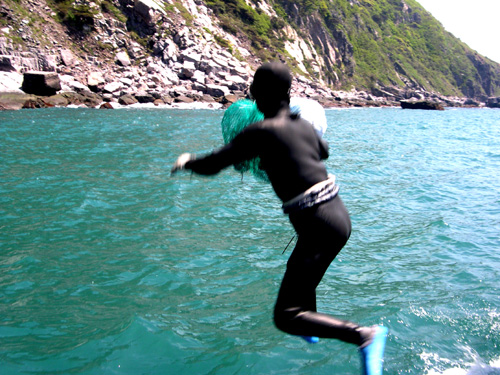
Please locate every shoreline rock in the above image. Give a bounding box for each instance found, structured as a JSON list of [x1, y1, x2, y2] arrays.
[[486, 97, 500, 108], [0, 68, 490, 111], [21, 72, 61, 96], [400, 100, 445, 110]]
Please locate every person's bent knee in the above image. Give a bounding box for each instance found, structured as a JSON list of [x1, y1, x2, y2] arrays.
[[273, 306, 302, 335], [273, 312, 292, 334]]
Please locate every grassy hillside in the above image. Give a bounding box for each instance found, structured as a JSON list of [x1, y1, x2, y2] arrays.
[[210, 0, 500, 97], [278, 0, 500, 97]]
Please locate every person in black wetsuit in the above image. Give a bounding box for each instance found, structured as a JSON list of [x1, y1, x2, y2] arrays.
[[171, 62, 387, 374]]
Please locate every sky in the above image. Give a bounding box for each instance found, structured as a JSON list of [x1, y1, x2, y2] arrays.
[[415, 0, 500, 64]]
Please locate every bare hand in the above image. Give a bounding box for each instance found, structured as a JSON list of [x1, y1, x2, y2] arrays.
[[171, 153, 193, 175]]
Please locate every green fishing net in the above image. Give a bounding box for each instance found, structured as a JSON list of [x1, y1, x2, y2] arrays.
[[221, 99, 268, 181]]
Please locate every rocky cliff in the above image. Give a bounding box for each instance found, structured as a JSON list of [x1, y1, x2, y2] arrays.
[[1, 0, 500, 109]]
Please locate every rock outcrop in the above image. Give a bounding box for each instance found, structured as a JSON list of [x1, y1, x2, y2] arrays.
[[486, 97, 500, 108], [21, 72, 61, 96], [400, 100, 445, 110]]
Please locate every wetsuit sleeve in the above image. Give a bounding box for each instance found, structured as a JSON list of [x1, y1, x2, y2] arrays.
[[184, 127, 260, 175], [319, 138, 329, 160], [184, 144, 238, 175]]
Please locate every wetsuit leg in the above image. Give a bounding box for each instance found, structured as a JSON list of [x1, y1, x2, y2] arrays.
[[273, 196, 370, 345]]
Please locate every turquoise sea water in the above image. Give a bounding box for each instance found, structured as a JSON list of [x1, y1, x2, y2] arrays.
[[1, 107, 500, 375]]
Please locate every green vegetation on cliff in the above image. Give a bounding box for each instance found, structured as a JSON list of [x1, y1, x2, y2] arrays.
[[210, 0, 500, 98], [204, 0, 288, 62], [324, 0, 500, 97]]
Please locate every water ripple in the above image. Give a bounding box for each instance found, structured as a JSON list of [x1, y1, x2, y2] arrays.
[[1, 108, 499, 374]]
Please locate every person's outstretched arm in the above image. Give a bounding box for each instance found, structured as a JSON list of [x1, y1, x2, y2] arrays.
[[171, 127, 260, 176]]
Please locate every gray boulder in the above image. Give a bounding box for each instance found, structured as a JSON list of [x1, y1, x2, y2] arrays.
[[134, 0, 166, 25], [174, 95, 194, 104], [103, 81, 122, 94], [205, 83, 230, 97], [22, 72, 61, 96], [100, 102, 114, 109], [486, 97, 500, 108], [400, 100, 444, 110], [87, 72, 105, 87], [180, 61, 196, 79], [44, 94, 69, 107], [116, 51, 131, 67], [60, 91, 103, 107], [135, 92, 155, 103], [0, 55, 18, 72], [464, 98, 480, 107], [39, 55, 58, 71], [118, 94, 139, 106], [160, 40, 178, 64], [191, 70, 206, 84], [60, 49, 77, 67], [371, 87, 395, 98], [180, 50, 202, 66], [226, 75, 247, 91]]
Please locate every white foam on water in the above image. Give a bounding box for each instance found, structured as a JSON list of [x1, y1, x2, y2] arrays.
[[488, 310, 500, 332], [125, 101, 223, 110], [423, 352, 500, 375], [465, 359, 500, 375]]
